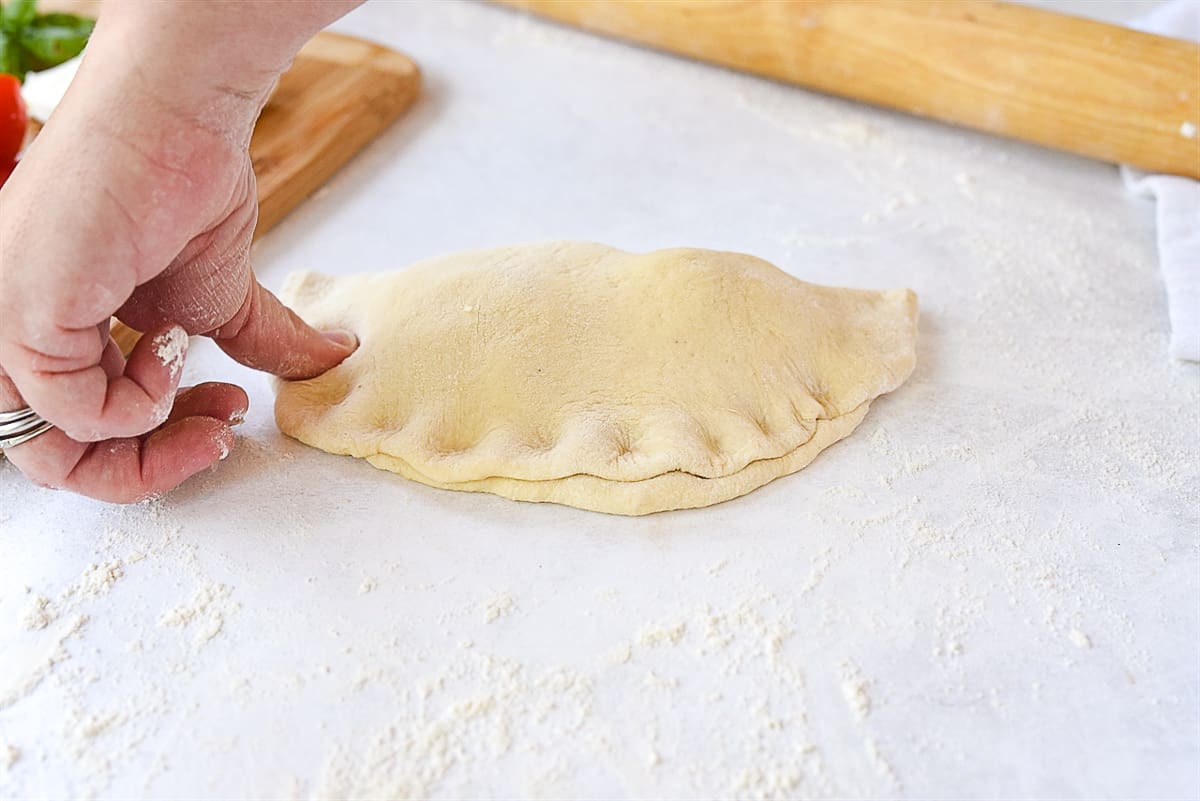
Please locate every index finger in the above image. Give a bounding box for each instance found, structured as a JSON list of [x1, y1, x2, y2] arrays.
[[209, 274, 357, 380]]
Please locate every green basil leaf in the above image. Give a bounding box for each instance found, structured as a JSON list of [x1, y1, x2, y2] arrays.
[[30, 12, 95, 34], [21, 25, 89, 70], [1, 0, 37, 34], [0, 29, 26, 80]]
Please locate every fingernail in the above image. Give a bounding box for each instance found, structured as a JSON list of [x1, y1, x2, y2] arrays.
[[323, 330, 358, 351]]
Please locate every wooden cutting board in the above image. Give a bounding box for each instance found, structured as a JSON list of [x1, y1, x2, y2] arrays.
[[29, 2, 421, 351], [247, 31, 420, 237]]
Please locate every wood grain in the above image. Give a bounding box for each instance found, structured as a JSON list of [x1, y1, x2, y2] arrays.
[[496, 0, 1200, 179], [250, 32, 420, 236]]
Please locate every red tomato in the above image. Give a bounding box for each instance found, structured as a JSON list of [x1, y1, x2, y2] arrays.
[[0, 74, 28, 180]]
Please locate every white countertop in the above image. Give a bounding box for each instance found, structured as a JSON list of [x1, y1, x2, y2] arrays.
[[1, 1, 1197, 798]]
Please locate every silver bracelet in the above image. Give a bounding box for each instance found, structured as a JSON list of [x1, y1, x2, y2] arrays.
[[0, 407, 55, 450]]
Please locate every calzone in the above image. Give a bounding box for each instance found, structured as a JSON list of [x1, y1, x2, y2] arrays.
[[275, 242, 918, 515]]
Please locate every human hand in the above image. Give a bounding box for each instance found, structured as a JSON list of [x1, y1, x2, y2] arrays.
[[0, 0, 362, 502]]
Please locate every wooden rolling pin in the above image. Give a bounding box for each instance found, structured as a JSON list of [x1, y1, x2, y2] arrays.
[[496, 0, 1200, 179]]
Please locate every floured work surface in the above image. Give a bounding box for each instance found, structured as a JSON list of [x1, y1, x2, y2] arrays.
[[276, 242, 917, 515], [0, 2, 1196, 799]]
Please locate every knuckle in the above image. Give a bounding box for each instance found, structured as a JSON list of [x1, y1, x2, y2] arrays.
[[209, 281, 257, 342]]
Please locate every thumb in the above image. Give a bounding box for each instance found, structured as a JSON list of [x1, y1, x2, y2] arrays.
[[209, 273, 357, 380]]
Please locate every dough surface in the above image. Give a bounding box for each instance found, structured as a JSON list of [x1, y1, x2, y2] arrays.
[[275, 242, 918, 515]]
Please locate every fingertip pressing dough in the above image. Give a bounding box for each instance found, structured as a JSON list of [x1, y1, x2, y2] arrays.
[[274, 242, 918, 515]]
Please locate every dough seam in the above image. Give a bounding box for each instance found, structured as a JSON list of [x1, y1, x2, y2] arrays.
[[351, 402, 871, 515], [369, 403, 842, 485]]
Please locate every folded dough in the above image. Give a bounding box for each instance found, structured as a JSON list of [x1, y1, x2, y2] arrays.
[[275, 242, 918, 515]]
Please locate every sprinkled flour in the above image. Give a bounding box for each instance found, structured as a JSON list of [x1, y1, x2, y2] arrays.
[[482, 593, 515, 623], [151, 327, 188, 379], [157, 581, 234, 647], [18, 595, 54, 632]]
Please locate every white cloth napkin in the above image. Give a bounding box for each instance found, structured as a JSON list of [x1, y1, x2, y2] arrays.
[[1121, 0, 1200, 362]]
